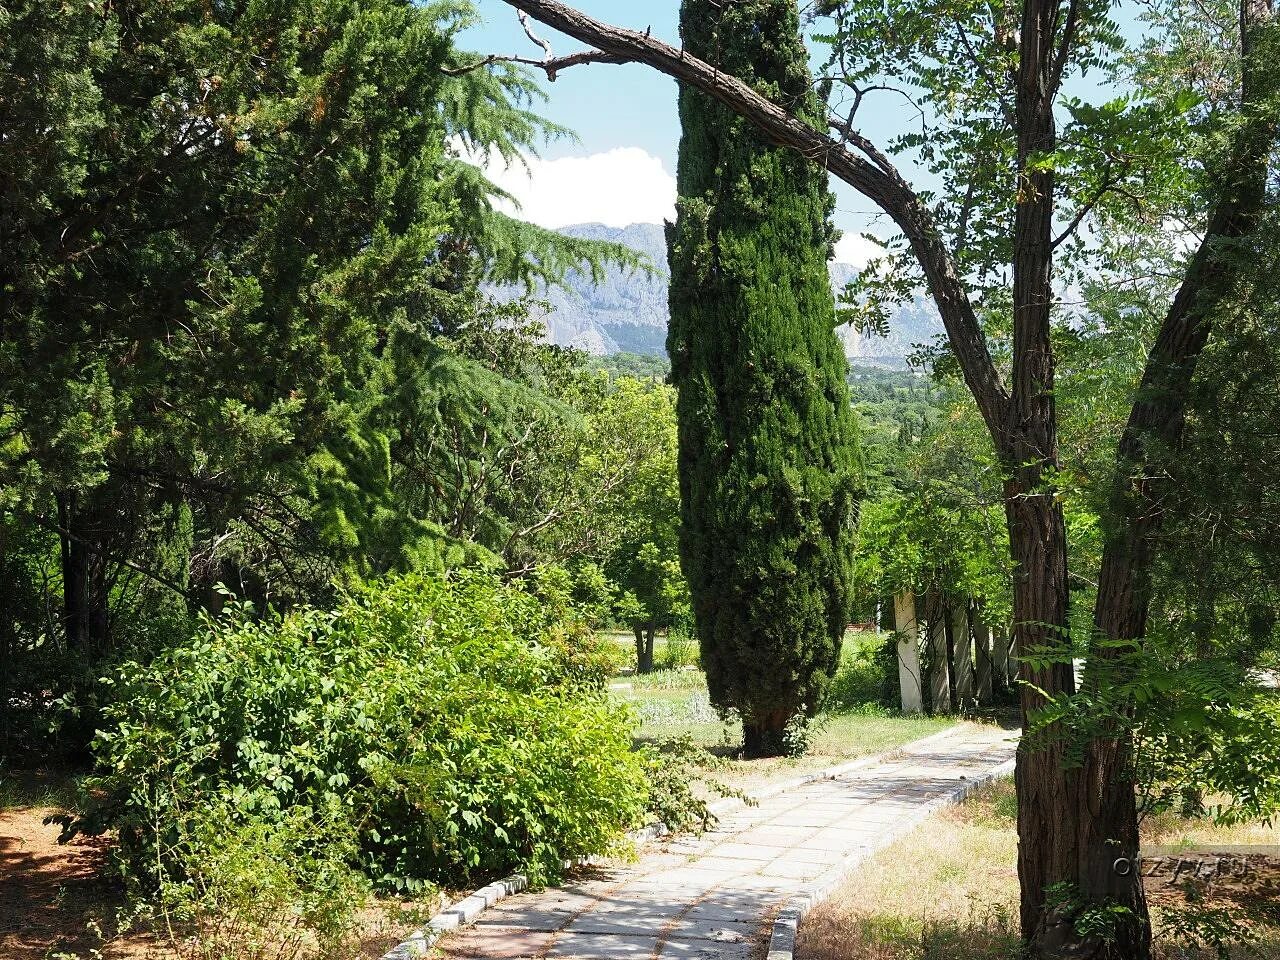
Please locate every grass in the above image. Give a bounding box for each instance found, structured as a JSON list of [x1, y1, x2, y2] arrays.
[[0, 766, 83, 812], [797, 778, 1280, 960], [606, 630, 963, 795]]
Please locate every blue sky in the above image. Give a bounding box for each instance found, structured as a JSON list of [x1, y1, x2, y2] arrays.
[[461, 1, 1138, 266], [459, 1, 900, 264]]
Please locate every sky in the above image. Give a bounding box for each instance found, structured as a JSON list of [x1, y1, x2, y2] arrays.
[[460, 1, 893, 268], [461, 2, 1140, 269]]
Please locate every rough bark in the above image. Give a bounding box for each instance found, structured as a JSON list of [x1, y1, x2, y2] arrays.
[[634, 624, 656, 674], [926, 589, 952, 714]]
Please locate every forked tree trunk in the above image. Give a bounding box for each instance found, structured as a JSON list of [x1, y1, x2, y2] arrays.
[[634, 624, 656, 674]]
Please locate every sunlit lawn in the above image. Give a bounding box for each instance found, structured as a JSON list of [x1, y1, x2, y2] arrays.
[[605, 630, 966, 795]]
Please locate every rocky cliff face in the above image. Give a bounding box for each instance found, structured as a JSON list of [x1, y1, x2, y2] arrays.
[[491, 223, 943, 367]]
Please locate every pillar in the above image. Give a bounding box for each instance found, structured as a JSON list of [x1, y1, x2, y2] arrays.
[[893, 590, 923, 714], [927, 591, 952, 714]]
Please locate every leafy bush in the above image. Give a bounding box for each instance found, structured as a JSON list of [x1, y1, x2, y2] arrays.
[[823, 635, 893, 713], [153, 799, 371, 960], [77, 571, 650, 891], [660, 621, 700, 670]]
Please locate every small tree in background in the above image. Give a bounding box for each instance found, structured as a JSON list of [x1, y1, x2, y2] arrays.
[[666, 0, 863, 756]]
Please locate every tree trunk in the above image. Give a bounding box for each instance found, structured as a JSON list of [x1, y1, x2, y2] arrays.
[[974, 613, 993, 706], [59, 492, 86, 651], [742, 709, 788, 758], [634, 624, 655, 674], [1005, 478, 1151, 958], [951, 601, 974, 708]]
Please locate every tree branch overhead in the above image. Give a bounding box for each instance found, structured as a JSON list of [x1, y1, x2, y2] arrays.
[[496, 0, 1013, 442]]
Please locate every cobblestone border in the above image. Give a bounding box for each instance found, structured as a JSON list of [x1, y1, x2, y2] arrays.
[[763, 753, 1019, 960], [380, 723, 975, 960]]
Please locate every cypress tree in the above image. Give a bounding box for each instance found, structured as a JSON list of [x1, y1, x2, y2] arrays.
[[666, 0, 863, 757]]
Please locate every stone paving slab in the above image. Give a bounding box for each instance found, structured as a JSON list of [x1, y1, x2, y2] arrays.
[[437, 723, 1016, 960]]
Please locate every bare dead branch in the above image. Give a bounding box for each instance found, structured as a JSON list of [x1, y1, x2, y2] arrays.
[[443, 49, 628, 79]]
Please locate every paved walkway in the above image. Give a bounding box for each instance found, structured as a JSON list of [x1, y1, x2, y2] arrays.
[[437, 723, 1017, 960]]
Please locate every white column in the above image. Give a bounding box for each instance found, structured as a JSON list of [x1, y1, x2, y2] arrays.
[[894, 590, 924, 714]]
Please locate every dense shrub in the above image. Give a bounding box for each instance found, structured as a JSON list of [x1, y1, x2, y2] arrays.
[[823, 635, 894, 713], [152, 801, 371, 960], [76, 572, 650, 891]]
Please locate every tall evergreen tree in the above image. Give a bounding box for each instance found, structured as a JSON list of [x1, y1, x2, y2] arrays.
[[666, 0, 863, 756]]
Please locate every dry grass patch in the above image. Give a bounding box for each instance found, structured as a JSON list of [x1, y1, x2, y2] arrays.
[[797, 779, 1020, 960], [797, 779, 1280, 960]]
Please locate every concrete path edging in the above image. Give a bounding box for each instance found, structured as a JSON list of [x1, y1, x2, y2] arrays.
[[381, 722, 990, 960], [382, 822, 671, 960], [762, 754, 1018, 960]]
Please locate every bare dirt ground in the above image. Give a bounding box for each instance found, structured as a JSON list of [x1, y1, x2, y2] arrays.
[[0, 773, 437, 960], [0, 804, 170, 960]]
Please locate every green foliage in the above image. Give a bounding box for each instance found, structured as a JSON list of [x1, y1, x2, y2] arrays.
[[150, 800, 371, 960], [824, 635, 895, 713], [586, 352, 672, 383], [0, 0, 657, 764], [668, 0, 864, 755], [636, 735, 749, 834], [76, 572, 650, 891]]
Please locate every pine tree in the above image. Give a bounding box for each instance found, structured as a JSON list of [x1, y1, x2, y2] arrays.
[[666, 0, 863, 757]]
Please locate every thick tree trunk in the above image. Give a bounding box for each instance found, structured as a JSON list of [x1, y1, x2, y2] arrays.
[[56, 492, 110, 655], [634, 624, 656, 674], [742, 709, 789, 758], [1008, 482, 1151, 958]]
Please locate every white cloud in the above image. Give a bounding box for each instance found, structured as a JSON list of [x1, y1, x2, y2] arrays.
[[833, 230, 885, 270], [480, 147, 677, 229], [474, 143, 893, 269]]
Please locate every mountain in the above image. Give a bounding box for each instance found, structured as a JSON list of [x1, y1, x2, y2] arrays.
[[491, 223, 944, 367]]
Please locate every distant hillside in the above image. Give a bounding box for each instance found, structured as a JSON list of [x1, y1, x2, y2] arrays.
[[491, 223, 944, 367]]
